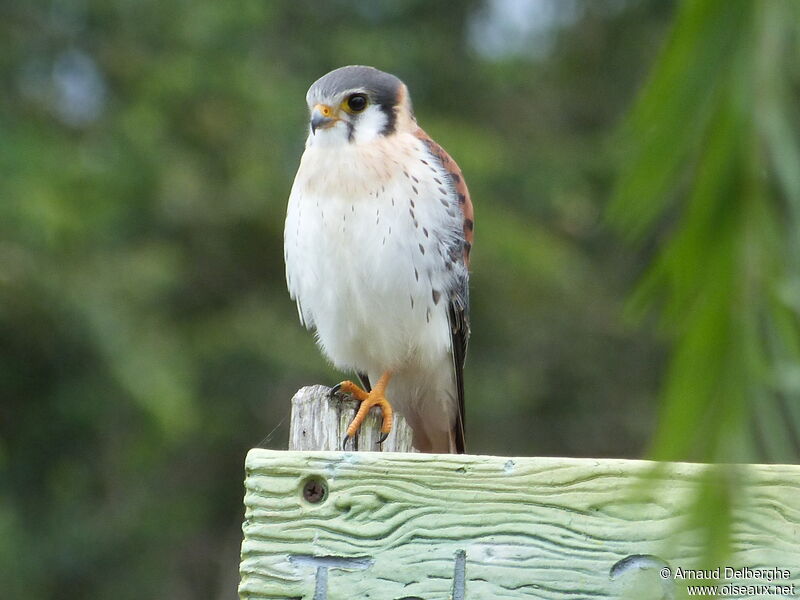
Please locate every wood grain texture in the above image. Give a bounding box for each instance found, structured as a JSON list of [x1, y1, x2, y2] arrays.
[[288, 385, 416, 452], [239, 451, 800, 600]]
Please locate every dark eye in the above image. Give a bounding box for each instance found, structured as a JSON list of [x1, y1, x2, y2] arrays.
[[347, 94, 368, 112]]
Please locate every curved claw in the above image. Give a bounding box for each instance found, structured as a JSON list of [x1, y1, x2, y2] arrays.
[[330, 383, 342, 398], [342, 435, 351, 451], [377, 432, 389, 446]]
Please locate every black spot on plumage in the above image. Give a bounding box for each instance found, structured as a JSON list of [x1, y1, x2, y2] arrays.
[[419, 243, 425, 255], [410, 198, 415, 208], [439, 198, 448, 207], [432, 289, 441, 305], [403, 171, 410, 178], [414, 268, 419, 281], [434, 177, 442, 185], [426, 308, 431, 323], [451, 173, 461, 184], [423, 227, 429, 238], [412, 186, 418, 195], [412, 175, 419, 183], [438, 187, 448, 195], [464, 241, 472, 254], [420, 159, 428, 165], [458, 193, 466, 204], [410, 296, 415, 309], [465, 218, 474, 231]]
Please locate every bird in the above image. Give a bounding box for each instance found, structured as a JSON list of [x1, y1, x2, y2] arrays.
[[284, 66, 473, 453]]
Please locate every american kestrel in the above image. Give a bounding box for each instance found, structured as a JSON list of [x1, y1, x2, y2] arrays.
[[284, 66, 473, 453]]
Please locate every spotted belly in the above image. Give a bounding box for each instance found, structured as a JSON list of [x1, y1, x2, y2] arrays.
[[286, 186, 452, 374]]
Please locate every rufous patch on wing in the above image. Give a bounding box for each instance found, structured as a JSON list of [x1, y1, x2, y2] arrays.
[[412, 127, 474, 266]]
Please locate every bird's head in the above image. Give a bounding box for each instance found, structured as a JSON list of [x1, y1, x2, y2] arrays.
[[305, 66, 412, 146]]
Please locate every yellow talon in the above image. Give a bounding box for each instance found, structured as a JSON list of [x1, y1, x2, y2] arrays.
[[332, 380, 370, 402], [337, 372, 393, 448]]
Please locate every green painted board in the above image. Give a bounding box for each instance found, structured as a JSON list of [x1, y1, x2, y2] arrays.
[[239, 450, 800, 599]]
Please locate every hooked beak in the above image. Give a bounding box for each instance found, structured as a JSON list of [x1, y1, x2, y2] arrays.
[[310, 103, 337, 134]]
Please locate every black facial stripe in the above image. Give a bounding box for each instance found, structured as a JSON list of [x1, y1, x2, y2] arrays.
[[379, 104, 396, 136]]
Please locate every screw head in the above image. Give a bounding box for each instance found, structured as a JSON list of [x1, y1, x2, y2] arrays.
[[302, 477, 327, 503]]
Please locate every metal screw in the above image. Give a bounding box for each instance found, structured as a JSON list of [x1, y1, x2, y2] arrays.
[[302, 478, 327, 503]]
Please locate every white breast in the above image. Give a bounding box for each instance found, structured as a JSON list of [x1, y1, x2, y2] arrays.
[[284, 132, 465, 377]]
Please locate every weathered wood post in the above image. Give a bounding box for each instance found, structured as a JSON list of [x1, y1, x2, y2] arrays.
[[238, 388, 800, 599], [287, 385, 415, 452]]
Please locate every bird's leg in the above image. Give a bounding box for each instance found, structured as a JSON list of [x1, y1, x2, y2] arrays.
[[337, 372, 393, 450]]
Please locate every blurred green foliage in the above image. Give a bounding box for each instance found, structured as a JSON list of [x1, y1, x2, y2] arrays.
[[610, 0, 800, 573], [612, 0, 800, 463], [1, 0, 797, 598]]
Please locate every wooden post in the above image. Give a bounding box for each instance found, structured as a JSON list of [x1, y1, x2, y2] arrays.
[[288, 385, 416, 452], [239, 387, 800, 599]]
